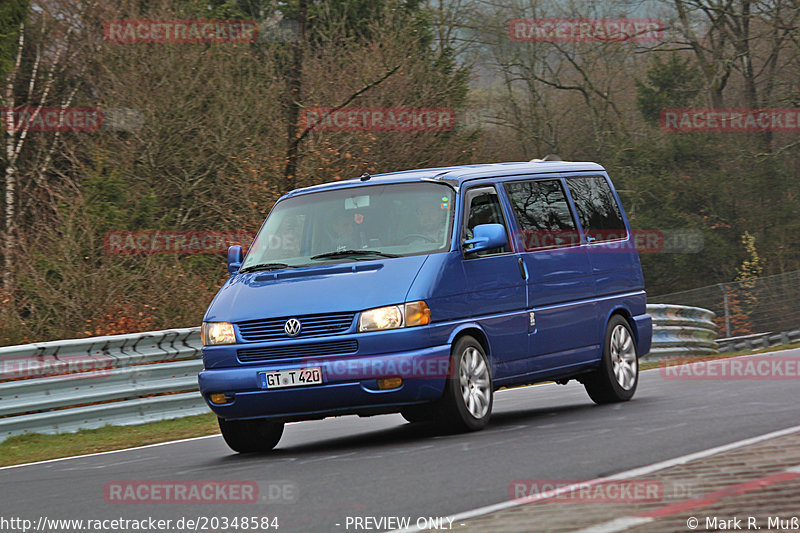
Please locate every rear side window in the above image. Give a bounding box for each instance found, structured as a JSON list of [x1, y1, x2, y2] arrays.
[[504, 179, 579, 251], [566, 176, 627, 242]]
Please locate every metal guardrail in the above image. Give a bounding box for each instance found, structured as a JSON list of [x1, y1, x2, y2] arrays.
[[0, 327, 203, 380], [645, 304, 718, 359], [0, 306, 718, 442], [717, 329, 800, 353], [0, 328, 208, 442]]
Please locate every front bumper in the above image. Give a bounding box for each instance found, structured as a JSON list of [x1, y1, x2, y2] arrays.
[[198, 344, 451, 421]]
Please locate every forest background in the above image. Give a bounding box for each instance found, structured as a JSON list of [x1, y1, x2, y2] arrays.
[[1, 0, 797, 344]]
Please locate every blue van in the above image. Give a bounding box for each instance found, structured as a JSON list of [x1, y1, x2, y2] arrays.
[[198, 161, 652, 452]]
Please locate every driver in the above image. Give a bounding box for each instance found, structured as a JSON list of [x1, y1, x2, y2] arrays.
[[412, 200, 448, 244]]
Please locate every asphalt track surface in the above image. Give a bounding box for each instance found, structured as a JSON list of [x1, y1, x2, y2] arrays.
[[4, 349, 800, 532]]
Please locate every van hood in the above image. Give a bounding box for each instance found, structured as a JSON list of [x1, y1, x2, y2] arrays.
[[204, 255, 429, 323]]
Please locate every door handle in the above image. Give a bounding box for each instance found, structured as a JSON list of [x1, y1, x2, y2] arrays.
[[518, 257, 527, 280]]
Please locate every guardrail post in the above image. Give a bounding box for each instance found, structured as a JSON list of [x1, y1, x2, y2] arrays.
[[718, 283, 731, 338]]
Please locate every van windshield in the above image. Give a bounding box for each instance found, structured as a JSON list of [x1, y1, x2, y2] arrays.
[[240, 182, 455, 271]]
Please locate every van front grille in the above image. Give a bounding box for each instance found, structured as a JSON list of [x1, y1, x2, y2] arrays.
[[236, 312, 356, 342], [237, 339, 359, 362]]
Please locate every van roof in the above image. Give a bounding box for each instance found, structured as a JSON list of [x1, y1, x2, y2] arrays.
[[283, 161, 605, 198]]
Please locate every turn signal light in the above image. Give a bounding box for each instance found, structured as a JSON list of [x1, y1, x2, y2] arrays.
[[377, 377, 403, 390], [404, 301, 431, 326], [209, 393, 232, 404]]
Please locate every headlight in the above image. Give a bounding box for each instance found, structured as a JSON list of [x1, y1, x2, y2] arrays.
[[202, 322, 236, 345], [359, 305, 403, 331], [358, 301, 430, 332]]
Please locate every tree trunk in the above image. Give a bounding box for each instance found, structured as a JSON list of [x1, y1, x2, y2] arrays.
[[3, 24, 24, 294], [283, 0, 307, 193]]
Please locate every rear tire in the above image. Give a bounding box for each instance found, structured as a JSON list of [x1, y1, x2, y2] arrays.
[[436, 336, 493, 431], [218, 417, 284, 453], [584, 315, 639, 404]]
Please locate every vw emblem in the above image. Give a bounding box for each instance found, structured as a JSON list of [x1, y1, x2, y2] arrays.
[[284, 318, 302, 337]]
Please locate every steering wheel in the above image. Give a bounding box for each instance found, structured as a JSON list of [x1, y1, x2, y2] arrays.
[[399, 233, 437, 244]]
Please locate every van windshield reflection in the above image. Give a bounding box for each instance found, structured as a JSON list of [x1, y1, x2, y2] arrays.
[[241, 182, 455, 270]]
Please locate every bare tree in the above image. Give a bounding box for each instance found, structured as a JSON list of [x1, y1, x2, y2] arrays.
[[672, 0, 800, 150], [460, 0, 652, 159], [3, 23, 25, 294]]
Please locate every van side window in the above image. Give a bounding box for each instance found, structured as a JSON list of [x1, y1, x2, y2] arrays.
[[566, 176, 627, 242], [463, 187, 510, 255], [505, 179, 580, 251]]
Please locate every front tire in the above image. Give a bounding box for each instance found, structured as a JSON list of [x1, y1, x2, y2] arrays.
[[584, 315, 639, 404], [436, 336, 493, 431], [218, 417, 284, 453]]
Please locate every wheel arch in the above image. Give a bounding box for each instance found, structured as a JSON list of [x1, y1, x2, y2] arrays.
[[606, 306, 638, 349], [447, 323, 492, 363]]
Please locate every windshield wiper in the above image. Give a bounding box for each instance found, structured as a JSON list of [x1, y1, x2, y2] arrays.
[[310, 250, 399, 261], [239, 262, 291, 273]]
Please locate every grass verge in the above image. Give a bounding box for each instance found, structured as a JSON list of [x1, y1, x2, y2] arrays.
[[0, 413, 219, 468]]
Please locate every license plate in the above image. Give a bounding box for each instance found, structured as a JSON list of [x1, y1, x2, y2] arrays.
[[259, 367, 322, 389]]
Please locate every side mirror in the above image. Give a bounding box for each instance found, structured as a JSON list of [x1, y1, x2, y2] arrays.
[[227, 245, 243, 275], [463, 224, 508, 254]]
